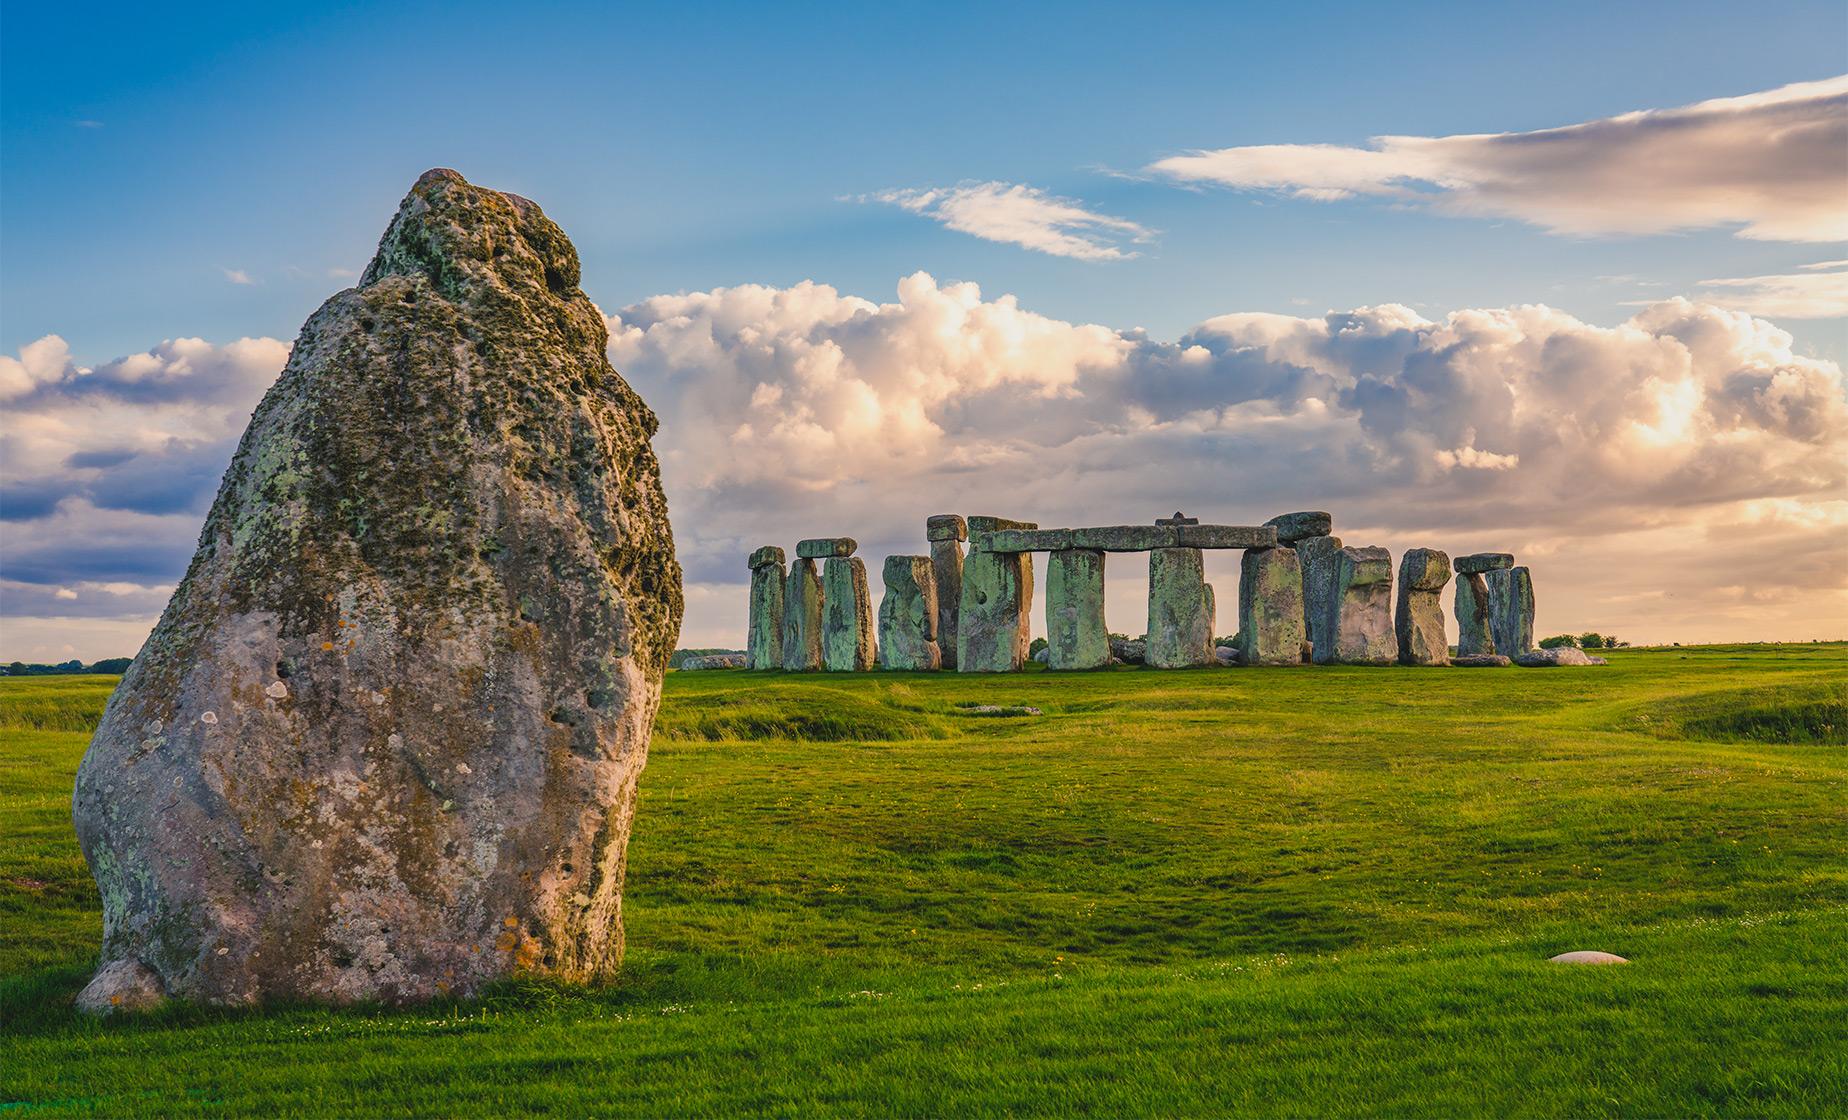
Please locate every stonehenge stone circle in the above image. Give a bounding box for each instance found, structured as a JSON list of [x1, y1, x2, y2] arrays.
[[1046, 548, 1109, 670], [878, 555, 941, 671], [927, 515, 966, 669], [1486, 566, 1536, 655], [746, 546, 786, 670], [1147, 544, 1214, 668], [71, 169, 683, 1012], [1315, 546, 1396, 665], [959, 517, 1038, 672], [1394, 548, 1452, 666], [1294, 534, 1345, 663], [782, 559, 824, 670], [1239, 546, 1306, 666], [822, 555, 877, 671], [1263, 510, 1333, 545]]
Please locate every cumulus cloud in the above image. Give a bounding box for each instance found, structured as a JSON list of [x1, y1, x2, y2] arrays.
[[1688, 260, 1848, 318], [861, 181, 1155, 260], [1149, 75, 1848, 241], [222, 268, 255, 285]]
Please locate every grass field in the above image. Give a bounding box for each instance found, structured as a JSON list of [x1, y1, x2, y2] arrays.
[[3, 646, 1845, 1116]]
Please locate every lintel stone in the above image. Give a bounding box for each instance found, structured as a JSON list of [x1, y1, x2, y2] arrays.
[[1264, 511, 1333, 544], [926, 514, 968, 542], [796, 537, 856, 559], [748, 545, 786, 570], [966, 515, 1038, 533], [1176, 524, 1276, 550], [1456, 552, 1515, 574], [978, 528, 1074, 553]]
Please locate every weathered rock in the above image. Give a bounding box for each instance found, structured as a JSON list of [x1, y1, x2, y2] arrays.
[[1394, 548, 1451, 666], [1109, 636, 1146, 665], [1045, 548, 1108, 670], [70, 169, 683, 1011], [1514, 646, 1596, 667], [1238, 547, 1305, 666], [1263, 511, 1333, 545], [1486, 566, 1536, 656], [1157, 511, 1199, 525], [930, 532, 964, 670], [967, 515, 1037, 533], [1548, 951, 1628, 964], [1294, 534, 1344, 662], [797, 537, 856, 560], [877, 555, 940, 671], [747, 549, 785, 670], [1147, 547, 1214, 668], [1454, 572, 1494, 657], [679, 653, 747, 671], [1071, 525, 1175, 551], [1451, 653, 1512, 667], [1455, 552, 1515, 575], [1032, 645, 1051, 664], [782, 559, 824, 670], [926, 514, 967, 542], [1314, 546, 1395, 665], [821, 557, 876, 671], [958, 547, 1034, 672], [1178, 524, 1276, 550], [980, 527, 1074, 553], [1213, 645, 1242, 667]]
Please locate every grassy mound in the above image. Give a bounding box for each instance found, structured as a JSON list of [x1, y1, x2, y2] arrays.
[[653, 682, 954, 742], [1620, 681, 1846, 746]]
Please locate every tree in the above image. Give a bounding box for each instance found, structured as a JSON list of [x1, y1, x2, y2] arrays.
[[1538, 634, 1581, 649], [1579, 632, 1605, 649]]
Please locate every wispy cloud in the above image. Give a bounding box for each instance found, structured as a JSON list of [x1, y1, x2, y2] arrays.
[[222, 268, 255, 285], [73, 119, 104, 129], [1690, 261, 1848, 319], [1148, 75, 1848, 242], [860, 181, 1154, 261]]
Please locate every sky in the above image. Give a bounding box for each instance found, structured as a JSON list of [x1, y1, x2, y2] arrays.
[[2, 0, 1845, 660]]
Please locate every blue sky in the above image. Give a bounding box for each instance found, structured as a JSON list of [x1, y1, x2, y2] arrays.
[[3, 1, 1845, 659]]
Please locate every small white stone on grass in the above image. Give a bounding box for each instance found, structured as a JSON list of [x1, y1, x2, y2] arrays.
[[1548, 950, 1628, 964]]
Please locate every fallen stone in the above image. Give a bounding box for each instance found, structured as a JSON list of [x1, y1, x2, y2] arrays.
[[958, 547, 1034, 672], [782, 558, 824, 670], [1548, 951, 1628, 964], [71, 169, 683, 1009], [1451, 653, 1512, 667], [747, 549, 786, 670], [1455, 552, 1515, 574], [1147, 547, 1214, 668], [1110, 636, 1146, 665], [1587, 655, 1609, 665], [1046, 548, 1109, 670], [930, 531, 964, 670], [679, 652, 747, 670], [1487, 566, 1536, 655], [1239, 546, 1305, 666], [1213, 645, 1242, 666], [1032, 646, 1051, 664], [797, 537, 857, 559], [1514, 646, 1596, 667], [926, 514, 967, 542], [822, 556, 876, 671], [1395, 548, 1451, 666], [1294, 534, 1344, 662], [1454, 572, 1494, 658], [1315, 546, 1395, 665], [877, 555, 941, 671], [1264, 511, 1333, 544]]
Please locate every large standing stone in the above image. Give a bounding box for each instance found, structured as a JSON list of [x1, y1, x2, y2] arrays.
[[782, 559, 824, 670], [69, 170, 683, 1012], [1263, 511, 1333, 545], [958, 518, 1035, 673], [1486, 566, 1536, 656], [1394, 548, 1452, 666], [1454, 572, 1493, 657], [1295, 534, 1345, 662], [878, 555, 940, 671], [1045, 549, 1108, 670], [927, 515, 965, 670], [1314, 546, 1395, 665], [746, 547, 785, 670], [1147, 547, 1214, 668], [822, 556, 876, 671], [1239, 546, 1306, 666]]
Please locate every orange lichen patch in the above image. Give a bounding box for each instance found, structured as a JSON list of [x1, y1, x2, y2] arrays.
[[322, 642, 334, 651], [502, 916, 518, 928], [495, 932, 517, 952], [435, 980, 450, 994]]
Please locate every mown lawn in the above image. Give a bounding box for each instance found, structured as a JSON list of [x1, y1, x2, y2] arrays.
[[2, 646, 1845, 1117]]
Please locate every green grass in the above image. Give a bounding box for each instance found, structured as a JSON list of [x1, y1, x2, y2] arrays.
[[3, 646, 1845, 1116]]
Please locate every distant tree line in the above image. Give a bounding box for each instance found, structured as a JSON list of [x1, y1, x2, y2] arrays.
[[1537, 633, 1630, 650], [2, 657, 134, 676]]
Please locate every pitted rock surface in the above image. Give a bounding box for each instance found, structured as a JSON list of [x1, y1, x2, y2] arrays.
[[71, 169, 683, 1011]]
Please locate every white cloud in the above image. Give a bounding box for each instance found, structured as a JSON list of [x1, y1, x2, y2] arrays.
[[862, 181, 1154, 260], [1688, 261, 1848, 318], [223, 268, 255, 285], [1149, 75, 1848, 242]]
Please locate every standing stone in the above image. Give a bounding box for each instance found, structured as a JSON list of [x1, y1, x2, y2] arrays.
[[1239, 546, 1306, 666], [927, 515, 966, 670], [782, 559, 824, 670], [1395, 548, 1452, 666], [746, 547, 785, 670], [1314, 546, 1395, 665], [1295, 534, 1345, 663], [878, 556, 940, 671], [1263, 511, 1333, 545], [1454, 573, 1493, 657], [69, 170, 683, 1012], [1486, 566, 1536, 656], [822, 556, 876, 671], [1046, 549, 1108, 670], [1147, 547, 1214, 668], [958, 517, 1036, 672]]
